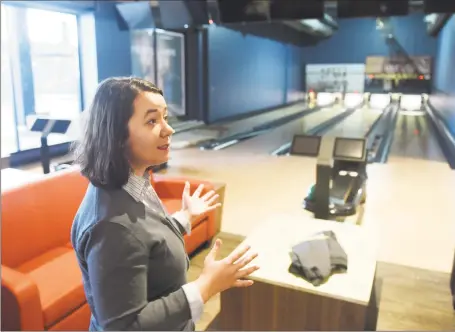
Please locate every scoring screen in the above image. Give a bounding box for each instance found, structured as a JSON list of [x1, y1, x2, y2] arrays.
[[333, 138, 365, 160], [290, 135, 321, 157]]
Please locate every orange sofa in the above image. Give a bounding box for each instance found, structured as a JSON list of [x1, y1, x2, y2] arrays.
[[1, 169, 91, 331], [1, 168, 218, 331]]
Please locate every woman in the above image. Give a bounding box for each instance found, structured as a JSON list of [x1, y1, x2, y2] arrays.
[[71, 77, 259, 331]]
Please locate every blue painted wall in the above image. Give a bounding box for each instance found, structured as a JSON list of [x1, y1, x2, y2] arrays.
[[432, 15, 455, 136], [302, 13, 438, 64], [93, 2, 132, 81], [286, 45, 306, 103], [434, 16, 455, 94], [207, 26, 304, 123]]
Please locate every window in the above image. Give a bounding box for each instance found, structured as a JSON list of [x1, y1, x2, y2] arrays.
[[27, 8, 81, 117], [1, 5, 19, 157], [19, 7, 81, 150], [1, 4, 83, 156]]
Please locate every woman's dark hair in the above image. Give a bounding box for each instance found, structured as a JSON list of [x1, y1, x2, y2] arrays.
[[73, 76, 163, 190]]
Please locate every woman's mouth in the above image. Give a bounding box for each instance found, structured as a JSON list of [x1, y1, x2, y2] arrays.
[[157, 144, 169, 151]]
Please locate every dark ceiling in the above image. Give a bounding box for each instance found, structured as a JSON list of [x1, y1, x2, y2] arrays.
[[114, 0, 455, 47]]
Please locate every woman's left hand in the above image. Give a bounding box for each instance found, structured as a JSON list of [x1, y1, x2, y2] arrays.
[[181, 182, 221, 220]]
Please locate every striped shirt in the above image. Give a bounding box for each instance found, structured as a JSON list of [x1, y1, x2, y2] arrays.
[[122, 171, 192, 234], [122, 172, 204, 323]]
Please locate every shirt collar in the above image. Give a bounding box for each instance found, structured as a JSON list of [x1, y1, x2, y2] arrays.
[[122, 171, 151, 202]]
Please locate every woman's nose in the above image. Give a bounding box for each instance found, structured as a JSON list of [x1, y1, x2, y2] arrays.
[[162, 121, 175, 136]]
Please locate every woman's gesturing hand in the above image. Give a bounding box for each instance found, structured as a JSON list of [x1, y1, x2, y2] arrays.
[[181, 182, 221, 222], [193, 239, 260, 303]]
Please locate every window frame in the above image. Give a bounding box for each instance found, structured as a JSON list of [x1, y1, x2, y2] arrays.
[[1, 2, 86, 168]]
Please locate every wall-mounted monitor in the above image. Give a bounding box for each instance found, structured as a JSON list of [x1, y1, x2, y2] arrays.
[[337, 0, 408, 18], [424, 0, 455, 13], [216, 0, 325, 23], [217, 0, 270, 23], [333, 137, 366, 161], [290, 135, 321, 157], [270, 0, 324, 20]]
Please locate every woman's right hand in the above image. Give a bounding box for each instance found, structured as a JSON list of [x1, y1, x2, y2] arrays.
[[193, 239, 260, 303]]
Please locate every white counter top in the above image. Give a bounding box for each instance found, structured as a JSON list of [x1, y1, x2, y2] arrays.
[[240, 213, 377, 306]]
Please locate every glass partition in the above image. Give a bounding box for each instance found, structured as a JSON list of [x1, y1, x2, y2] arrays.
[[131, 29, 186, 117], [131, 29, 156, 83], [156, 29, 185, 117]]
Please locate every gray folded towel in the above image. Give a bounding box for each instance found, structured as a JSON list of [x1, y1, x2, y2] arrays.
[[288, 230, 347, 286]]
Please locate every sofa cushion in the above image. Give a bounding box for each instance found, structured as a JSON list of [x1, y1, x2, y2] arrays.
[[48, 303, 91, 331], [162, 199, 207, 228], [16, 247, 69, 273], [16, 248, 86, 328]]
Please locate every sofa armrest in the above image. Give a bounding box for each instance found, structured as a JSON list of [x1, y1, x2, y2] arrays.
[[1, 265, 44, 330], [153, 176, 215, 200]]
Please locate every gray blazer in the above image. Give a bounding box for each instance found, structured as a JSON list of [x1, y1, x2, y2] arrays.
[[71, 182, 194, 331]]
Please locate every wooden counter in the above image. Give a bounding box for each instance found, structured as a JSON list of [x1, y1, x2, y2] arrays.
[[216, 213, 379, 331]]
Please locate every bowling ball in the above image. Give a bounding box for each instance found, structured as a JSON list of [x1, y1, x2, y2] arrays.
[[307, 184, 316, 201]]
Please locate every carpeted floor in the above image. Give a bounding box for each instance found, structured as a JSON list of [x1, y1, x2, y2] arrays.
[[188, 233, 455, 331]]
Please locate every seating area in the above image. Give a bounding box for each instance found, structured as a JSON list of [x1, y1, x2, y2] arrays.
[[1, 167, 221, 331]]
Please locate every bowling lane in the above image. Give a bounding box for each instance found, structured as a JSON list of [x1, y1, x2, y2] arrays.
[[225, 104, 348, 154], [388, 111, 446, 162], [170, 101, 308, 148], [323, 105, 384, 138]]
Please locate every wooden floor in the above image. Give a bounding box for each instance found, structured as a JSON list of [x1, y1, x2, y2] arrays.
[[190, 233, 454, 331], [171, 102, 307, 148]]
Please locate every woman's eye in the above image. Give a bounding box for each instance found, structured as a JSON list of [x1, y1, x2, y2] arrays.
[[163, 116, 168, 122], [148, 119, 157, 125]]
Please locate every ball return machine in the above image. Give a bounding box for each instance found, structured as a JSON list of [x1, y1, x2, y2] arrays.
[[289, 134, 368, 220]]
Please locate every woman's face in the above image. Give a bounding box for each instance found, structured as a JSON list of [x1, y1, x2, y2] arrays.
[[126, 91, 174, 174]]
